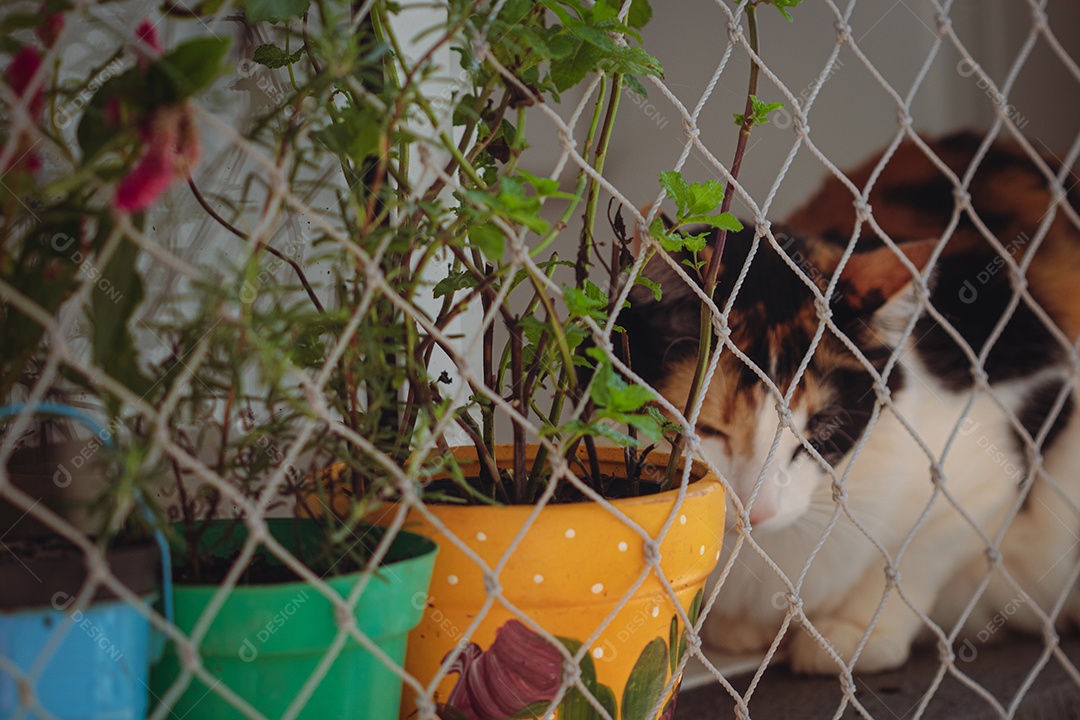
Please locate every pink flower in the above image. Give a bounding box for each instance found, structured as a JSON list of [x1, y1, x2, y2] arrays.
[[134, 19, 161, 69], [114, 104, 200, 212], [6, 46, 44, 120], [444, 620, 564, 720], [3, 46, 44, 173], [35, 8, 64, 49]]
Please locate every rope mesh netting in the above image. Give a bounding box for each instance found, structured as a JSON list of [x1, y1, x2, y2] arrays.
[[2, 0, 1080, 718]]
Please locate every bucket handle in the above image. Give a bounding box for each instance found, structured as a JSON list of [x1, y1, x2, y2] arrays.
[[0, 402, 174, 625]]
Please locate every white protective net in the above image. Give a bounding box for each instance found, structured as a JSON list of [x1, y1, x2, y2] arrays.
[[2, 0, 1080, 719]]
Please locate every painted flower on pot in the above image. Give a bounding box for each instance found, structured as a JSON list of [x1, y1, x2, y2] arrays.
[[443, 619, 563, 720]]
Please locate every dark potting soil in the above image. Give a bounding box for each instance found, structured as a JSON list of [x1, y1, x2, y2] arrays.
[[424, 472, 668, 505], [0, 534, 159, 610], [173, 552, 309, 585]]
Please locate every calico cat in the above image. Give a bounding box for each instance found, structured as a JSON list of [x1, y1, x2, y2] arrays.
[[622, 131, 1080, 673]]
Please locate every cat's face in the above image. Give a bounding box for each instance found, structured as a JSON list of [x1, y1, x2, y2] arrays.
[[623, 225, 932, 532]]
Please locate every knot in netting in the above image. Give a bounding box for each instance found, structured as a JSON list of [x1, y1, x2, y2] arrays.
[[363, 258, 384, 286], [834, 20, 852, 43], [897, 110, 913, 130], [937, 639, 956, 664], [874, 381, 891, 404], [557, 127, 576, 152], [985, 547, 1003, 566], [180, 640, 202, 671], [793, 113, 810, 138], [757, 218, 771, 235], [1031, 6, 1049, 31], [786, 592, 804, 612], [335, 601, 356, 631], [934, 12, 952, 36], [684, 629, 702, 655], [814, 296, 833, 322], [970, 365, 990, 389], [682, 118, 701, 141], [736, 510, 753, 533], [16, 678, 33, 708], [831, 482, 849, 506], [482, 571, 501, 597], [775, 403, 795, 429], [930, 465, 946, 486], [561, 657, 583, 687], [714, 322, 732, 342], [840, 677, 858, 697], [414, 696, 439, 720], [884, 564, 900, 587], [953, 186, 972, 208], [853, 198, 873, 223], [1011, 271, 1029, 294], [911, 280, 931, 303], [726, 19, 743, 45], [1043, 625, 1060, 647], [469, 36, 490, 61], [642, 539, 662, 566]]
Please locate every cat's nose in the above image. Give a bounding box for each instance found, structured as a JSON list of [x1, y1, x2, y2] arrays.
[[748, 497, 777, 525]]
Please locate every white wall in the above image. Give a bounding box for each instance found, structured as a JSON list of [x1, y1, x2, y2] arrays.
[[524, 0, 1080, 231]]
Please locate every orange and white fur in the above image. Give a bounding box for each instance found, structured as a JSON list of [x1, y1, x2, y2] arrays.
[[623, 131, 1080, 673]]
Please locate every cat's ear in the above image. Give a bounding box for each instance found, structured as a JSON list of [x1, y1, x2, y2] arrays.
[[632, 204, 676, 254], [833, 239, 937, 314]]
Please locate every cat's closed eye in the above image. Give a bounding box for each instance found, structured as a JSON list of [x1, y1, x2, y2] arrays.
[[697, 424, 731, 448]]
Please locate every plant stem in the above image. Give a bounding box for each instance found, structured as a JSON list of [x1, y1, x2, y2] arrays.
[[578, 74, 622, 285], [663, 3, 760, 490], [530, 76, 607, 259]]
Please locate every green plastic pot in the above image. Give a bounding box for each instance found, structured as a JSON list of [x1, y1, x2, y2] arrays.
[[151, 519, 437, 719]]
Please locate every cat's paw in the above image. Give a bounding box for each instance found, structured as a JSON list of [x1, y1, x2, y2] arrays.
[[702, 614, 776, 654], [790, 617, 910, 675]]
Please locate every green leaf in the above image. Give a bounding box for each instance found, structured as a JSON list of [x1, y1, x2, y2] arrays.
[[518, 169, 576, 200], [551, 38, 601, 93], [624, 74, 648, 98], [668, 614, 679, 676], [601, 0, 653, 28], [735, 95, 786, 127], [1, 13, 44, 31], [243, 0, 309, 23], [683, 213, 743, 232], [634, 275, 662, 302], [433, 271, 479, 298], [687, 587, 704, 626], [682, 232, 709, 253], [770, 0, 804, 22], [648, 218, 685, 253], [557, 638, 619, 720], [469, 222, 505, 260], [91, 235, 152, 396], [312, 105, 382, 164], [252, 43, 303, 69], [622, 637, 669, 720], [150, 36, 232, 102], [684, 178, 724, 218], [659, 171, 690, 213], [564, 283, 607, 321], [465, 177, 550, 234]]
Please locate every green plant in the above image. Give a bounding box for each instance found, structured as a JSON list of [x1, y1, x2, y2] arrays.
[[1, 0, 798, 576]]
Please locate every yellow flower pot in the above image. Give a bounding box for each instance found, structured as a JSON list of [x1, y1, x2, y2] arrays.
[[361, 445, 726, 720]]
